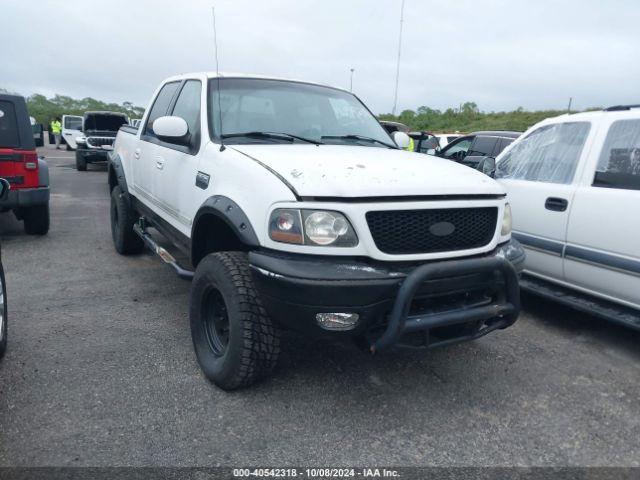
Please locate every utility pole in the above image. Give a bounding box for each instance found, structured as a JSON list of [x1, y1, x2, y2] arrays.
[[349, 68, 355, 92], [391, 0, 405, 116], [567, 97, 573, 113]]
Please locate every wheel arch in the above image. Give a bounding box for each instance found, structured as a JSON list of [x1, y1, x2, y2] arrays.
[[191, 196, 260, 267], [107, 154, 129, 196]]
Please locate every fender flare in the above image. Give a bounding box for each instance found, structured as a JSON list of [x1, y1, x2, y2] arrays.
[[108, 153, 131, 202], [192, 196, 260, 248], [37, 157, 49, 187]]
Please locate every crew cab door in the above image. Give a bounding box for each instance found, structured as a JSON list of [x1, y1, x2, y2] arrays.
[[132, 81, 181, 206], [152, 79, 203, 231], [62, 115, 83, 149], [564, 116, 640, 309], [495, 121, 593, 281]]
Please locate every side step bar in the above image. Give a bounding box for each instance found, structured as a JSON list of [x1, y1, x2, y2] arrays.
[[133, 220, 194, 280]]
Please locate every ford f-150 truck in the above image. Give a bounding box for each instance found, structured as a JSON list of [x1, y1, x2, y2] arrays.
[[75, 111, 128, 171], [108, 73, 525, 390]]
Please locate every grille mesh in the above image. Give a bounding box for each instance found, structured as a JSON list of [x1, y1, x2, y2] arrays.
[[366, 207, 498, 255], [87, 136, 115, 148]]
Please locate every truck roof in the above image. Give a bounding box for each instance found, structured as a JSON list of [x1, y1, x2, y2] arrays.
[[163, 72, 349, 94]]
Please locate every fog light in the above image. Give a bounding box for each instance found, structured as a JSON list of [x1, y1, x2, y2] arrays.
[[316, 312, 359, 331]]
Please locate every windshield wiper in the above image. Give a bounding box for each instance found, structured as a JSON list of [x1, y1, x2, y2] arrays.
[[221, 131, 322, 145], [321, 134, 396, 149]]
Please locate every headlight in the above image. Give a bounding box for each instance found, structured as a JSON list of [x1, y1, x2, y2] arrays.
[[269, 209, 358, 247], [76, 136, 87, 145], [501, 203, 512, 236]]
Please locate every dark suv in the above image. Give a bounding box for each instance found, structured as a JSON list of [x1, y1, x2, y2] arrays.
[[0, 94, 50, 234], [435, 131, 521, 168]]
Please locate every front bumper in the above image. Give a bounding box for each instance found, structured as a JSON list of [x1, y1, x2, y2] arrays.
[[0, 186, 49, 209], [250, 239, 524, 351], [77, 148, 110, 161]]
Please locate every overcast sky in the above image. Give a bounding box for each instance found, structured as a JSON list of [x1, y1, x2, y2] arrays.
[[1, 0, 638, 114]]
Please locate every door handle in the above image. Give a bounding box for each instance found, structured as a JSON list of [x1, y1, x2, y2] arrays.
[[134, 149, 141, 159], [545, 197, 568, 212], [156, 159, 164, 170]]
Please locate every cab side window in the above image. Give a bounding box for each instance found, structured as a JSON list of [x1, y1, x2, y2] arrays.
[[496, 122, 590, 184], [442, 137, 473, 160], [467, 136, 498, 157], [170, 80, 202, 150], [594, 119, 640, 191], [143, 82, 180, 138]]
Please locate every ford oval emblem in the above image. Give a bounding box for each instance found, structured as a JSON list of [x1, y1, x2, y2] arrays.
[[429, 221, 455, 237]]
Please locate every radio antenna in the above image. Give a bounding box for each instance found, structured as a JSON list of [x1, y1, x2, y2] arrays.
[[212, 6, 225, 151]]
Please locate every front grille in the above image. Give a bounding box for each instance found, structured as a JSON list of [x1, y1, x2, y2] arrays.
[[366, 207, 498, 255], [87, 136, 115, 148]]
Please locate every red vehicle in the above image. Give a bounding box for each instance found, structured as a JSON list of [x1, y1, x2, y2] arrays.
[[0, 94, 49, 234]]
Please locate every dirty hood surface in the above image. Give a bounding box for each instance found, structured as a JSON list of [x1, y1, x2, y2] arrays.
[[232, 144, 504, 198]]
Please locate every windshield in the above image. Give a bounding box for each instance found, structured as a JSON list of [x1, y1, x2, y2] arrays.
[[208, 78, 394, 147]]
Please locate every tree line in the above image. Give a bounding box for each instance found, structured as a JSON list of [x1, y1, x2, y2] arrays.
[[378, 101, 592, 133], [0, 88, 145, 127]]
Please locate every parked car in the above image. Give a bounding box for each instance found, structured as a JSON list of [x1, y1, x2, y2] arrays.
[[0, 178, 10, 358], [435, 133, 462, 148], [62, 114, 83, 150], [75, 111, 129, 171], [409, 131, 440, 154], [434, 131, 521, 169], [108, 73, 524, 390], [0, 94, 50, 234], [486, 105, 640, 329], [379, 120, 410, 135]]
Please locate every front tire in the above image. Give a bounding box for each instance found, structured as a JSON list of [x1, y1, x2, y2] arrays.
[[23, 204, 50, 235], [110, 186, 143, 254], [75, 151, 87, 171], [0, 263, 8, 359], [190, 252, 280, 390]]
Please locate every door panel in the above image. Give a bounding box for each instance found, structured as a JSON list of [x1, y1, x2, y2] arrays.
[[501, 179, 574, 279], [62, 115, 83, 149], [565, 184, 640, 308]]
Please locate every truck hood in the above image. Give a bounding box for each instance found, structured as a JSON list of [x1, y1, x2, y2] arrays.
[[231, 144, 504, 198]]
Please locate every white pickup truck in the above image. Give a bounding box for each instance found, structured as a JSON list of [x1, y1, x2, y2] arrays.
[[108, 73, 525, 390], [481, 105, 640, 329]]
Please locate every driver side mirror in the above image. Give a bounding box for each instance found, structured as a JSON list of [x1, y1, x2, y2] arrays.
[[392, 131, 410, 149], [477, 156, 496, 177], [0, 178, 10, 201], [153, 116, 191, 146]]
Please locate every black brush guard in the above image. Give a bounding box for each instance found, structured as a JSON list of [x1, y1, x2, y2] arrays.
[[371, 257, 520, 352]]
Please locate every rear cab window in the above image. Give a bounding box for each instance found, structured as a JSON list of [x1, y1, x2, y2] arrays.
[[593, 119, 640, 191], [0, 101, 20, 148]]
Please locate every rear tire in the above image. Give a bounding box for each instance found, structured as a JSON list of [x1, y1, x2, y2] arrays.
[[75, 151, 87, 171], [110, 186, 143, 254], [23, 204, 50, 235], [190, 252, 280, 390], [0, 263, 7, 359]]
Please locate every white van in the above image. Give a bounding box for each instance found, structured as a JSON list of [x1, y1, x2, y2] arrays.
[[492, 105, 640, 328]]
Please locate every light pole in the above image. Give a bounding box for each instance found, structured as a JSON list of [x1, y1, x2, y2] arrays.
[[349, 68, 355, 92], [392, 0, 405, 116]]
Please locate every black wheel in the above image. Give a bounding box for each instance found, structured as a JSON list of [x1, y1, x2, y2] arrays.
[[75, 151, 87, 171], [0, 263, 7, 359], [190, 252, 280, 390], [23, 204, 50, 235], [110, 186, 143, 255]]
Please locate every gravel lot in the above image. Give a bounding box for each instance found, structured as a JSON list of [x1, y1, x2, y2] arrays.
[[0, 147, 639, 467]]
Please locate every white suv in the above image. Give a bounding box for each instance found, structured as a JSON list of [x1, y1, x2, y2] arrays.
[[492, 105, 640, 327]]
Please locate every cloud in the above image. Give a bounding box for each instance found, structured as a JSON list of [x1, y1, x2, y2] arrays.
[[1, 0, 637, 113]]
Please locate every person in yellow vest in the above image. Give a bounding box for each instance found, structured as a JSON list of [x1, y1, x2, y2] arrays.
[[50, 117, 62, 149], [405, 136, 415, 152]]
